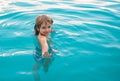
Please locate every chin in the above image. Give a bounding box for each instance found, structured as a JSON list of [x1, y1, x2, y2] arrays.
[[43, 33, 49, 36]]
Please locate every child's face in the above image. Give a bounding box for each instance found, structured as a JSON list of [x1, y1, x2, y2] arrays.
[[39, 22, 52, 36]]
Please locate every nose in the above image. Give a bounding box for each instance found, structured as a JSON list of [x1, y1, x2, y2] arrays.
[[45, 28, 49, 32]]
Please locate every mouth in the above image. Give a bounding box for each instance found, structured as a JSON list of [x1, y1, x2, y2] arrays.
[[44, 32, 49, 34], [42, 32, 49, 36]]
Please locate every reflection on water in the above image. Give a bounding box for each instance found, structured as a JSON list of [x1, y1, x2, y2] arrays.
[[32, 37, 55, 81], [32, 57, 54, 81]]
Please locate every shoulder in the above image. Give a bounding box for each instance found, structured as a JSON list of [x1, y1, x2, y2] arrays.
[[38, 35, 47, 43]]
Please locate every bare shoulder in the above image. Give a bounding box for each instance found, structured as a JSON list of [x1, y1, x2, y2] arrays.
[[38, 35, 47, 43]]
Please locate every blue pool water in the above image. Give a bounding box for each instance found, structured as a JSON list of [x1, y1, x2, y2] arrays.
[[0, 0, 120, 81]]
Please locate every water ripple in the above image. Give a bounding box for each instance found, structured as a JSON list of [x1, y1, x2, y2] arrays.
[[0, 0, 120, 58], [0, 0, 120, 81], [0, 50, 33, 57]]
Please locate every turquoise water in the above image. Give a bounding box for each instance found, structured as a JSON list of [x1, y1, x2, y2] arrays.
[[0, 0, 120, 81]]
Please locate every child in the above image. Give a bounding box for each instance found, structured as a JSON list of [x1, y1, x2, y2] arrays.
[[34, 15, 55, 59]]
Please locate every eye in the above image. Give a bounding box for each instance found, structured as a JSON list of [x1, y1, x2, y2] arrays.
[[42, 26, 46, 29], [48, 26, 51, 28]]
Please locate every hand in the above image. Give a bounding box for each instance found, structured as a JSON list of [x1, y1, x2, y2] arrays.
[[42, 52, 52, 58]]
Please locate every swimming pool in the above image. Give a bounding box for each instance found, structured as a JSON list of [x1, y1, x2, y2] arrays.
[[0, 0, 120, 81]]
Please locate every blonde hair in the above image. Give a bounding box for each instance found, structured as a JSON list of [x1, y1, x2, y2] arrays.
[[34, 15, 53, 35]]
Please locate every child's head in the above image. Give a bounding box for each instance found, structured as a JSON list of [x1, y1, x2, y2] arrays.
[[34, 15, 53, 36]]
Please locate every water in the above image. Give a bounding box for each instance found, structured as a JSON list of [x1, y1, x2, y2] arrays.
[[0, 0, 120, 81]]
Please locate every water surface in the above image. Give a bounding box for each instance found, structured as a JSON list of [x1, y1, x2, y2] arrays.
[[0, 0, 120, 81]]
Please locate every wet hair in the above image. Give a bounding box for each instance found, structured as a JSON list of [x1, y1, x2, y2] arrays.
[[34, 15, 53, 35]]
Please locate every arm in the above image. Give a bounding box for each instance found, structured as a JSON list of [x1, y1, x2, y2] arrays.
[[38, 36, 51, 58]]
